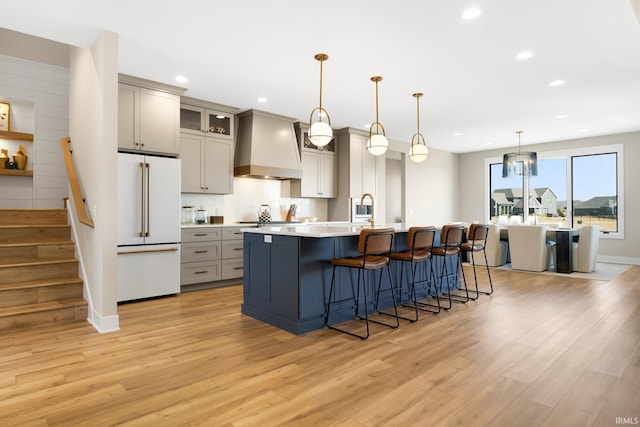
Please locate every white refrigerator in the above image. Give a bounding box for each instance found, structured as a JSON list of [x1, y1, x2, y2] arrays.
[[117, 152, 181, 302]]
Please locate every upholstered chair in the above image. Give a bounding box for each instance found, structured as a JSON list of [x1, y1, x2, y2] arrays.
[[475, 224, 508, 267], [507, 225, 555, 272], [573, 225, 600, 273]]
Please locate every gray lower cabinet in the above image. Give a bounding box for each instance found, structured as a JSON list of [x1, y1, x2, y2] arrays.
[[221, 227, 245, 280], [180, 226, 248, 287]]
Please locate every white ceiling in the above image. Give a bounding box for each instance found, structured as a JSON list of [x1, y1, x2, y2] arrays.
[[2, 0, 640, 153]]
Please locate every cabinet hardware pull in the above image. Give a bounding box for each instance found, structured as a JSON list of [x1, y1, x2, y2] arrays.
[[233, 232, 242, 235], [234, 248, 243, 251], [195, 250, 208, 254], [194, 233, 207, 236], [118, 248, 178, 255], [234, 267, 243, 270], [195, 270, 208, 274]]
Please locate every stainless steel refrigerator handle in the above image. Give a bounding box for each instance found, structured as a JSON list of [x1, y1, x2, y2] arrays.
[[138, 162, 145, 237], [145, 162, 150, 237]]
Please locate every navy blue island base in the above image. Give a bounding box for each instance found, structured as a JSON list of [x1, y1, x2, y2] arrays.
[[241, 224, 458, 335]]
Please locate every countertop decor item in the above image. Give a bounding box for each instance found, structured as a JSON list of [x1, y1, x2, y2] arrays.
[[181, 206, 195, 224], [196, 208, 208, 224], [13, 145, 27, 170], [0, 148, 8, 169]]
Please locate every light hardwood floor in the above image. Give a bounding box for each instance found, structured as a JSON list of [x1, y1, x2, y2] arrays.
[[1, 265, 639, 426]]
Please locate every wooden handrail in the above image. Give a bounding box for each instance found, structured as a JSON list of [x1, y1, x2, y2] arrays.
[[60, 137, 94, 228]]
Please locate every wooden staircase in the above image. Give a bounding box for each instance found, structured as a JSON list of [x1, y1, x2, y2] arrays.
[[0, 208, 87, 331]]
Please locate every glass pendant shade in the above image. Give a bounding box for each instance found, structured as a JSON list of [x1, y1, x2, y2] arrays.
[[409, 139, 429, 162], [502, 152, 538, 177], [409, 92, 429, 163], [308, 53, 332, 148], [367, 76, 388, 156], [309, 118, 333, 147], [502, 131, 538, 177], [367, 133, 389, 156]]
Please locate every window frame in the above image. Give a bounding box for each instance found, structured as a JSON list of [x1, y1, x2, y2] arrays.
[[484, 143, 624, 239]]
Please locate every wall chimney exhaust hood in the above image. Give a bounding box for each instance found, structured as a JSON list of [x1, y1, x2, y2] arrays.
[[234, 109, 302, 180]]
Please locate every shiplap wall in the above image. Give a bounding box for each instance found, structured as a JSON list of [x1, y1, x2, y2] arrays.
[[0, 54, 69, 208]]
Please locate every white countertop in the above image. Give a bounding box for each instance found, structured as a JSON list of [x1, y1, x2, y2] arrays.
[[242, 223, 410, 238], [181, 223, 257, 228]]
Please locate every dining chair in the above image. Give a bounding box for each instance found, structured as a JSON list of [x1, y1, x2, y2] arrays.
[[507, 224, 555, 271]]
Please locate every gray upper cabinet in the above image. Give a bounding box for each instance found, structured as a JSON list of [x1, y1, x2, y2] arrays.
[[180, 133, 234, 194], [179, 104, 234, 141], [333, 128, 380, 199], [117, 77, 183, 155], [290, 122, 337, 198], [179, 98, 239, 194]]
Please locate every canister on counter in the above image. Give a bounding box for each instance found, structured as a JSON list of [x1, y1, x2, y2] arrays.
[[181, 206, 195, 224]]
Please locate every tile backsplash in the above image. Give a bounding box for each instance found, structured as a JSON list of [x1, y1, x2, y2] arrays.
[[180, 178, 327, 224]]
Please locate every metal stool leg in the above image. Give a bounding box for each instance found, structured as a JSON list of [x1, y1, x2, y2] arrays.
[[325, 266, 370, 340], [440, 252, 469, 304], [373, 266, 401, 328], [413, 259, 441, 314]]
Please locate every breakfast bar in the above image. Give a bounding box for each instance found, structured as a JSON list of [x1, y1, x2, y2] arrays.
[[241, 223, 455, 335]]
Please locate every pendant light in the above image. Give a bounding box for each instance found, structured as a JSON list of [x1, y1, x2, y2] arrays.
[[367, 76, 389, 156], [409, 92, 429, 163], [308, 53, 332, 148], [502, 131, 538, 177]]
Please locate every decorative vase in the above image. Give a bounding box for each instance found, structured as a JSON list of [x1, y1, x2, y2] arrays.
[[0, 149, 8, 169], [13, 145, 28, 170]]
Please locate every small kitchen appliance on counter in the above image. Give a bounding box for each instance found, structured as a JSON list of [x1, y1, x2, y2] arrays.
[[257, 204, 272, 223]]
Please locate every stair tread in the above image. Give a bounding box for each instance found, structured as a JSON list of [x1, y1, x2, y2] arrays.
[[0, 224, 71, 229], [0, 277, 83, 290], [0, 298, 87, 318], [0, 258, 78, 268], [0, 240, 74, 248]]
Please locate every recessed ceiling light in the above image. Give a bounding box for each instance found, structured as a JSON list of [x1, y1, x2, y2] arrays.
[[462, 8, 482, 20], [216, 115, 226, 119], [579, 128, 589, 132], [515, 51, 534, 60], [454, 132, 462, 136], [548, 80, 566, 87], [175, 75, 188, 84], [257, 97, 268, 103], [486, 141, 494, 145], [556, 115, 568, 119]]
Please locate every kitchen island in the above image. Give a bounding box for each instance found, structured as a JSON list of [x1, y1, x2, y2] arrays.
[[241, 223, 454, 335]]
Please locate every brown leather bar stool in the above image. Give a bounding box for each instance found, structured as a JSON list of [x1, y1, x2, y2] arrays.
[[324, 228, 398, 340], [390, 226, 439, 321], [431, 224, 467, 309], [460, 223, 493, 298]]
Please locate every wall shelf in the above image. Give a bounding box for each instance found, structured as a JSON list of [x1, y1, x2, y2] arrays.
[[0, 131, 34, 142], [0, 169, 33, 177]]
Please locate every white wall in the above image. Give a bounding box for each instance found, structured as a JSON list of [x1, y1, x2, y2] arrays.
[[181, 178, 328, 223], [0, 54, 69, 208], [68, 32, 119, 332], [458, 131, 640, 264], [404, 145, 459, 227]]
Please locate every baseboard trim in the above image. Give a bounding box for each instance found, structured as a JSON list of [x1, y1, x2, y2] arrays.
[[598, 255, 640, 266], [87, 308, 120, 334]]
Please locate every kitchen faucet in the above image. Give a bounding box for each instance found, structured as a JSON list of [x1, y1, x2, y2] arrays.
[[360, 193, 375, 226]]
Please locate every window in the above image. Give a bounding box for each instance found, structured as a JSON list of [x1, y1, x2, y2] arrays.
[[485, 144, 624, 238], [572, 153, 618, 233]]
